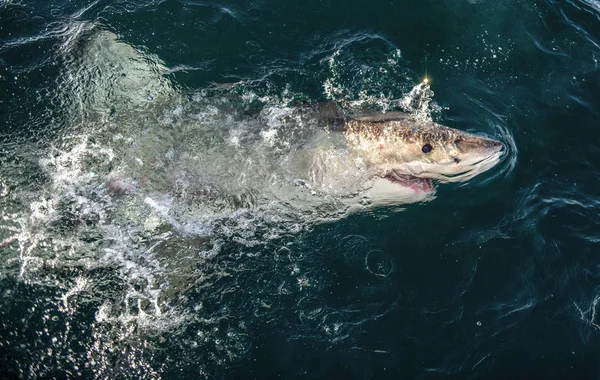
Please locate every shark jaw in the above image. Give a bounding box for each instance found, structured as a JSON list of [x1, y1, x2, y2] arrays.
[[384, 172, 434, 193], [359, 174, 435, 208], [386, 148, 504, 184], [366, 140, 503, 205]]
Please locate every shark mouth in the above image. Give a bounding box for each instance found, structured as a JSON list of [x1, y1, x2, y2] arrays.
[[384, 172, 434, 193], [427, 150, 504, 183]]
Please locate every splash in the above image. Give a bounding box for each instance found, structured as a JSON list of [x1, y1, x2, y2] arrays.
[[396, 79, 436, 121], [0, 24, 507, 378]]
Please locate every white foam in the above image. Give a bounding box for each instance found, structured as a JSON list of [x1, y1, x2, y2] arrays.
[[260, 128, 278, 146]]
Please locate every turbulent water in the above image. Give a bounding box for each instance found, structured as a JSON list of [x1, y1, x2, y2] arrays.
[[2, 0, 600, 378]]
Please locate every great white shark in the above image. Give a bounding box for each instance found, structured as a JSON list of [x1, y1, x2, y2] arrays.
[[0, 28, 506, 247], [95, 99, 505, 218]]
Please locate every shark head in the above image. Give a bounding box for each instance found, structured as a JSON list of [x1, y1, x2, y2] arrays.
[[389, 125, 504, 182], [344, 114, 504, 186]]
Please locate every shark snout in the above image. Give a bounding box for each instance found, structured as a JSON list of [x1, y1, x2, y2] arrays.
[[456, 136, 503, 154], [486, 139, 504, 152]]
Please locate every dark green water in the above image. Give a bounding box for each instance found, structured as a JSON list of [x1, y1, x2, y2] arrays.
[[2, 0, 600, 378]]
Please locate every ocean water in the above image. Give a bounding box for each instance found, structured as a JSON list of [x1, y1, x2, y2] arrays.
[[1, 0, 600, 378]]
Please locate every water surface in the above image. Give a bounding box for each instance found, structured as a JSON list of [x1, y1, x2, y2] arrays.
[[2, 0, 600, 378]]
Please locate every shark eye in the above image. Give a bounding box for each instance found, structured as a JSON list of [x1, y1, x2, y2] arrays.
[[421, 143, 433, 153]]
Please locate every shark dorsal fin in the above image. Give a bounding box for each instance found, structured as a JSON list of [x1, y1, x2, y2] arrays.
[[348, 111, 411, 123], [315, 102, 412, 130], [316, 101, 347, 131]]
